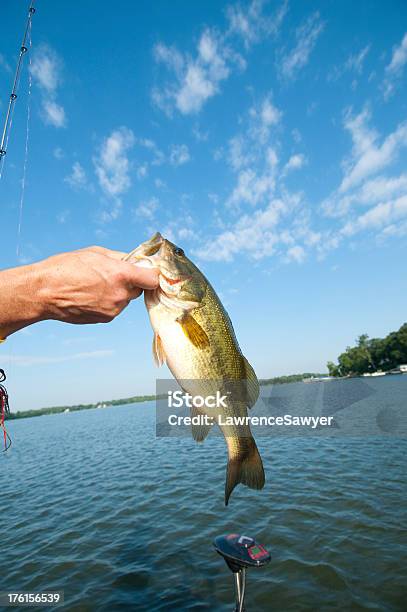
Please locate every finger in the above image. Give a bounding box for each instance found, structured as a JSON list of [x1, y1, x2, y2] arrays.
[[102, 249, 128, 260], [127, 287, 143, 300], [83, 246, 128, 260], [121, 263, 160, 289]]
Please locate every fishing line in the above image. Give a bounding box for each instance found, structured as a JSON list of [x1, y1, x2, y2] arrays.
[[0, 2, 36, 442], [16, 19, 33, 258]]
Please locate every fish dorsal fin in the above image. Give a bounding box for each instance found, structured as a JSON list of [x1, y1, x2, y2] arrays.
[[152, 332, 166, 367], [177, 313, 210, 350], [190, 405, 213, 442], [242, 356, 260, 409]]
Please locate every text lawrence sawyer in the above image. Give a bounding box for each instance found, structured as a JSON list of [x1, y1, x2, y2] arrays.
[[167, 413, 335, 429]]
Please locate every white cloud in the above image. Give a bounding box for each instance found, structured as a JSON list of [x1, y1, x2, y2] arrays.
[[135, 197, 159, 220], [43, 100, 66, 128], [154, 178, 166, 189], [328, 45, 370, 83], [260, 98, 281, 126], [201, 92, 318, 265], [192, 125, 209, 141], [53, 147, 64, 159], [292, 128, 302, 143], [223, 93, 282, 210], [153, 29, 233, 115], [283, 153, 307, 174], [162, 216, 197, 244], [94, 127, 135, 198], [346, 45, 370, 74], [30, 45, 61, 92], [154, 43, 184, 74], [248, 94, 282, 143], [226, 0, 288, 48], [225, 92, 281, 178], [30, 44, 66, 128], [316, 106, 407, 250], [279, 11, 324, 80], [342, 194, 407, 237], [136, 164, 148, 179], [97, 204, 122, 223], [64, 162, 88, 189], [178, 227, 196, 240], [386, 32, 407, 75], [323, 173, 407, 217], [357, 174, 407, 203], [383, 32, 407, 98], [266, 147, 279, 168], [340, 109, 407, 192], [138, 137, 165, 168], [152, 1, 286, 117], [228, 168, 275, 207], [169, 144, 191, 166], [194, 194, 304, 262], [286, 244, 306, 263], [228, 136, 248, 170]]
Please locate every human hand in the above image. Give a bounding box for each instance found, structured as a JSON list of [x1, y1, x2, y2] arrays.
[[35, 246, 159, 324]]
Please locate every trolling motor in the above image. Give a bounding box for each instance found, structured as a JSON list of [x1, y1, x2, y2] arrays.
[[213, 534, 270, 612]]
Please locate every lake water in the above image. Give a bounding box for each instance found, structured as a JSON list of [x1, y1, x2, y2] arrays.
[[2, 376, 406, 611]]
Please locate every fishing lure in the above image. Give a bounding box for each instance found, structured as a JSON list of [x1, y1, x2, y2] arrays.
[[0, 369, 12, 451]]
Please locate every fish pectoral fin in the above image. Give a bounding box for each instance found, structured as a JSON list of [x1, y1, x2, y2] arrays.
[[152, 332, 166, 367], [176, 313, 210, 350], [242, 356, 260, 409], [190, 406, 213, 442]]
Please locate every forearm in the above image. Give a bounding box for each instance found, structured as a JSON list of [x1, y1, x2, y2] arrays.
[[0, 247, 158, 339], [0, 263, 47, 339]]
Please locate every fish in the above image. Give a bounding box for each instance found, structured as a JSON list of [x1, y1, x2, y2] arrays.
[[125, 232, 265, 505]]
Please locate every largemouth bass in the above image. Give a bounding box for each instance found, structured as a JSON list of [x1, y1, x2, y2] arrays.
[[126, 232, 265, 505]]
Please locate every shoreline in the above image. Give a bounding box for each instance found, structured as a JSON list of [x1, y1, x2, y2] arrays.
[[8, 370, 406, 421], [7, 372, 328, 421]]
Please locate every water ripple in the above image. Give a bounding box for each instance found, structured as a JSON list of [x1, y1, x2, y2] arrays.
[[1, 379, 407, 611]]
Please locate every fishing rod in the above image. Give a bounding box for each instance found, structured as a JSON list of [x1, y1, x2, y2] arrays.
[[0, 1, 36, 176], [0, 1, 36, 449]]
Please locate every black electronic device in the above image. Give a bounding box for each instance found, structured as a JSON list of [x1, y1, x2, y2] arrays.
[[213, 534, 271, 611]]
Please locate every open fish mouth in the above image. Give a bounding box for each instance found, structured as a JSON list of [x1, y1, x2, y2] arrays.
[[161, 273, 191, 285], [125, 233, 190, 284], [125, 232, 163, 264]]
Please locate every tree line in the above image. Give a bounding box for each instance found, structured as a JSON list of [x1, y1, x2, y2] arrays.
[[327, 323, 407, 377]]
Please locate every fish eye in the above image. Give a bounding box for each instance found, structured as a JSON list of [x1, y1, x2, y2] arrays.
[[174, 247, 185, 256]]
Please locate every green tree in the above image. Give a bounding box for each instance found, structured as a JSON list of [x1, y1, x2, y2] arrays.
[[327, 323, 407, 376]]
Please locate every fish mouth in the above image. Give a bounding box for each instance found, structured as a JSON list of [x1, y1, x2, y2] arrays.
[[125, 233, 190, 285], [125, 235, 163, 270], [161, 272, 191, 285], [125, 232, 163, 264]]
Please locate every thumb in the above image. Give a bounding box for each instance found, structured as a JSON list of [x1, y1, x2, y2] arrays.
[[121, 261, 160, 290]]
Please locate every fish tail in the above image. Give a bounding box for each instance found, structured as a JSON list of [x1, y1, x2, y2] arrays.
[[225, 437, 265, 506]]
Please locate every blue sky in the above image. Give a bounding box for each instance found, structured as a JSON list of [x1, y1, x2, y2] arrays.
[[1, 0, 406, 410]]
